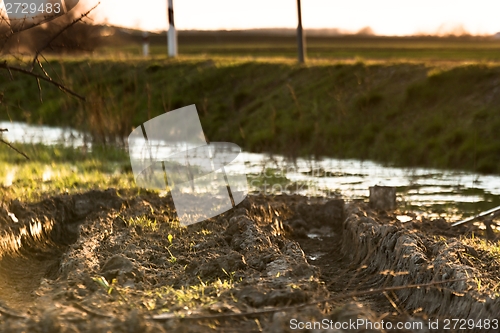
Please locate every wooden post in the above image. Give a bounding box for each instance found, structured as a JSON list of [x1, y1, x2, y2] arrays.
[[296, 0, 306, 63], [369, 186, 396, 211], [167, 0, 178, 57], [142, 31, 149, 57]]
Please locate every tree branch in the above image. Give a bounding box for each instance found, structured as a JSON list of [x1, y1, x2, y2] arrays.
[[0, 61, 85, 101], [30, 3, 100, 71], [150, 278, 469, 321], [0, 138, 30, 160]]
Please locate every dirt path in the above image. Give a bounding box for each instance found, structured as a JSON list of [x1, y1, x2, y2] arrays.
[[0, 190, 497, 332], [286, 199, 499, 332], [0, 255, 49, 310]]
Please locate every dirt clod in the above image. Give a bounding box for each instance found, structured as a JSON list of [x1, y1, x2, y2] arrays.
[[0, 191, 497, 332]]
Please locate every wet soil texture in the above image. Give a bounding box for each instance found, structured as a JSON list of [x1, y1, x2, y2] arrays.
[[0, 189, 498, 332]]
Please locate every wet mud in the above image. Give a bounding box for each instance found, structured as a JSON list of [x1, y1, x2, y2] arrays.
[[0, 190, 497, 332]]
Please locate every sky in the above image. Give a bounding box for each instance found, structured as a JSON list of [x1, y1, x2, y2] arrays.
[[79, 0, 500, 36]]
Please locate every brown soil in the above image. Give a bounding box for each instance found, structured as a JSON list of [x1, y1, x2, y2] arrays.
[[0, 190, 498, 332]]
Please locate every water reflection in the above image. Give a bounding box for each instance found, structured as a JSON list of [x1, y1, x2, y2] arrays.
[[0, 121, 87, 147], [2, 121, 500, 218], [230, 153, 500, 218]]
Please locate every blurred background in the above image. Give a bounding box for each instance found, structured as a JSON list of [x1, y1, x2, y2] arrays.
[[1, 0, 500, 221], [5, 0, 500, 58]]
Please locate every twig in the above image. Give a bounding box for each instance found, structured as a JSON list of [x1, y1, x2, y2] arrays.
[[72, 302, 113, 318], [30, 3, 100, 71], [0, 61, 85, 101], [36, 58, 50, 78], [0, 303, 27, 319], [0, 139, 30, 160], [36, 77, 43, 103], [5, 62, 14, 80], [150, 278, 469, 321]]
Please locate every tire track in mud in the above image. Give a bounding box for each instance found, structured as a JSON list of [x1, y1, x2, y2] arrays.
[[0, 252, 60, 310], [0, 191, 497, 332], [0, 212, 60, 310], [0, 190, 123, 311], [279, 197, 500, 331]]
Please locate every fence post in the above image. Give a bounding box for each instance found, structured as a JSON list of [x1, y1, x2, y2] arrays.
[[167, 0, 178, 57], [143, 31, 149, 57]]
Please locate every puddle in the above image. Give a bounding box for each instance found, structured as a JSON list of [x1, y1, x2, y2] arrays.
[[396, 215, 413, 223], [0, 121, 88, 148], [306, 253, 325, 261], [2, 121, 500, 218], [307, 233, 322, 240]]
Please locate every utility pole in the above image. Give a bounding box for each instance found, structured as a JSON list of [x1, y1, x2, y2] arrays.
[[296, 0, 306, 63], [167, 0, 178, 57]]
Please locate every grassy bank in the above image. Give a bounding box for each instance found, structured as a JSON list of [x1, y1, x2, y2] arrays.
[[0, 143, 135, 201], [2, 57, 500, 174]]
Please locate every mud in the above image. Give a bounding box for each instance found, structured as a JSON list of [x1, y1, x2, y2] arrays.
[[0, 190, 497, 332]]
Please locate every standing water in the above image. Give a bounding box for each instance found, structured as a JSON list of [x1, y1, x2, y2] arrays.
[[0, 121, 87, 147], [2, 121, 500, 222]]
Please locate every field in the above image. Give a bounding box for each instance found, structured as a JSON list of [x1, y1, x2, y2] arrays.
[[0, 30, 499, 332], [0, 149, 498, 331], [3, 33, 500, 174], [100, 29, 500, 61]]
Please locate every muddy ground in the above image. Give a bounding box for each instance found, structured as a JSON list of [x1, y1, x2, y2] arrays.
[[0, 189, 498, 332]]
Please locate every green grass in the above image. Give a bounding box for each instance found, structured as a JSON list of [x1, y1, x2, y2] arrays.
[[0, 143, 136, 202], [2, 53, 500, 175], [461, 236, 500, 296], [124, 215, 159, 232], [99, 33, 500, 62], [142, 278, 235, 313]]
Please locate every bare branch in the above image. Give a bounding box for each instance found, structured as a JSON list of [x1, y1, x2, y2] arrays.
[[1, 4, 101, 103], [72, 302, 114, 318], [1, 0, 89, 38], [0, 3, 99, 160], [150, 278, 469, 321], [0, 61, 85, 101], [36, 58, 50, 78], [30, 3, 100, 71], [0, 278, 472, 321], [0, 139, 30, 160], [5, 63, 14, 80], [0, 303, 27, 319], [36, 77, 43, 102]]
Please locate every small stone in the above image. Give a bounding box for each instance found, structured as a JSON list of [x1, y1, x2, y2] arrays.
[[101, 254, 134, 279]]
